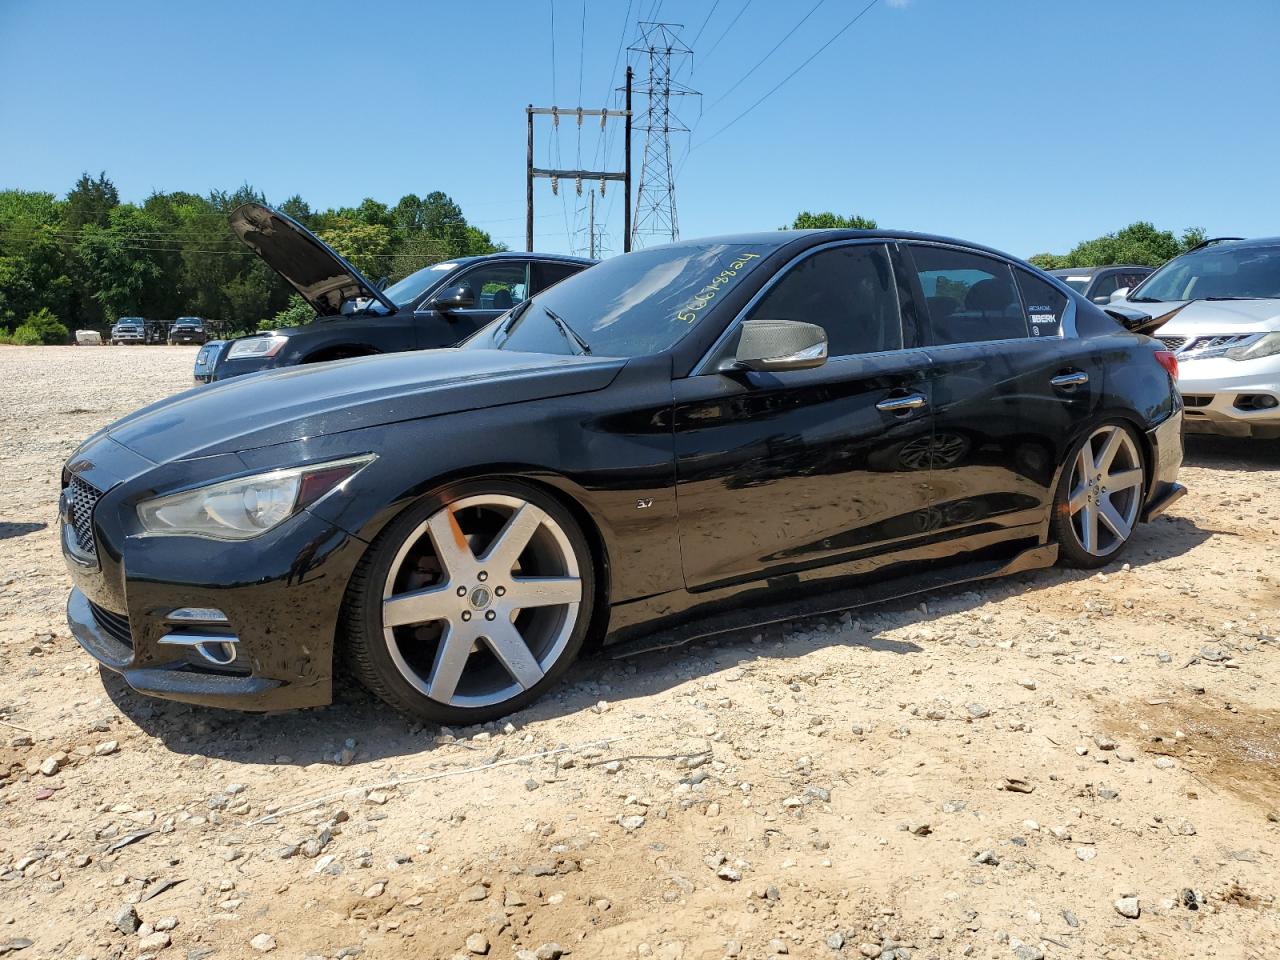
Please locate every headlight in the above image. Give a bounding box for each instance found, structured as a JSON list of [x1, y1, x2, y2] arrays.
[[1225, 332, 1280, 361], [227, 335, 287, 360], [136, 455, 374, 540]]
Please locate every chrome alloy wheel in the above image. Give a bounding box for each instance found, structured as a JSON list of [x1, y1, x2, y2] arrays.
[[1067, 425, 1144, 557], [380, 495, 582, 708]]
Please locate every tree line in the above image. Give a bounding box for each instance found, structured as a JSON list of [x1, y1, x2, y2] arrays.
[[0, 172, 502, 343]]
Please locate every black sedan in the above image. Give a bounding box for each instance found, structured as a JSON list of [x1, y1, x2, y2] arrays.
[[207, 203, 594, 381], [61, 230, 1185, 724]]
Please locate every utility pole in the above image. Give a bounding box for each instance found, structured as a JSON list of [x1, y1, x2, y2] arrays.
[[630, 22, 698, 248], [526, 66, 633, 254]]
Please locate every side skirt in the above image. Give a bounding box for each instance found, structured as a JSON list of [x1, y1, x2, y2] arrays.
[[603, 541, 1058, 658]]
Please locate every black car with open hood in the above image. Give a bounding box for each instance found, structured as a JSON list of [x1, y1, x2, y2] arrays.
[[207, 203, 594, 382]]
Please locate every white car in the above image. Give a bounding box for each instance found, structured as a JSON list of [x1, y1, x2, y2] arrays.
[[1110, 237, 1280, 439]]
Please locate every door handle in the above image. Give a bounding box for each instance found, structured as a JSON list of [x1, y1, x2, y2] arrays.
[[876, 393, 928, 413], [1050, 371, 1089, 388]]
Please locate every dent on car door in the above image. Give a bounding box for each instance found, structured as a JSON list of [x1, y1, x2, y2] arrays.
[[902, 243, 1101, 538], [672, 242, 936, 592]]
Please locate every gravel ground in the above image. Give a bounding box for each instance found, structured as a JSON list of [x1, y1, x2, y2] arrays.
[[0, 344, 1277, 960]]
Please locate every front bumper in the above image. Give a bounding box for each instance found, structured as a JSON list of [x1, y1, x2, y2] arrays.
[[1178, 355, 1280, 438], [61, 439, 368, 711]]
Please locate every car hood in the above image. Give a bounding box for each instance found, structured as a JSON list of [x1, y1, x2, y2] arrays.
[[1121, 297, 1280, 335], [229, 202, 397, 316], [105, 349, 625, 462]]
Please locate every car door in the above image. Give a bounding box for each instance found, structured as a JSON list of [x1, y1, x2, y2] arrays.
[[414, 260, 531, 346], [902, 242, 1103, 540], [672, 241, 936, 591]]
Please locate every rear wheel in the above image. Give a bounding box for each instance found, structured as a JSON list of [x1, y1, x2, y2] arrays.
[[1052, 422, 1146, 568], [343, 480, 596, 724]]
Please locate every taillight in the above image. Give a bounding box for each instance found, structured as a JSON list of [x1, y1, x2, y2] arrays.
[[1154, 350, 1178, 380]]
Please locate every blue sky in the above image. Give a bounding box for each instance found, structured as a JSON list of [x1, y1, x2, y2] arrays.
[[2, 0, 1277, 259]]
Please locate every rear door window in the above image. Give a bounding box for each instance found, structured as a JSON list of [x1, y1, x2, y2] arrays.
[[533, 261, 585, 292], [908, 246, 1029, 345], [1015, 269, 1069, 337]]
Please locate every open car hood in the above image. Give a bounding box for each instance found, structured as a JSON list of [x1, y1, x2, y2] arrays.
[[1104, 301, 1193, 337], [229, 202, 397, 316]]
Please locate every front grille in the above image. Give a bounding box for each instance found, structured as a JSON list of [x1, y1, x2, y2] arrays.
[[1182, 394, 1213, 408], [88, 600, 133, 648], [66, 476, 101, 556], [1157, 336, 1187, 350]]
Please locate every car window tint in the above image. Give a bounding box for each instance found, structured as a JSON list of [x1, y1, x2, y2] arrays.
[[1015, 269, 1069, 337], [910, 246, 1029, 344], [1089, 273, 1120, 302], [455, 263, 528, 310], [534, 261, 584, 291], [1121, 272, 1148, 291], [746, 244, 901, 357]]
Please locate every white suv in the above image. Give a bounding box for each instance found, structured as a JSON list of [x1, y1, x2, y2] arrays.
[[1111, 237, 1280, 439]]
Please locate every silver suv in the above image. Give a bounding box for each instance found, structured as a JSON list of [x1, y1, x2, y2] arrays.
[[1111, 237, 1280, 439]]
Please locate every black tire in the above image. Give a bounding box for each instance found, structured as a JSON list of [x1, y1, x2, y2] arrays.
[[341, 478, 597, 725], [1052, 421, 1146, 569]]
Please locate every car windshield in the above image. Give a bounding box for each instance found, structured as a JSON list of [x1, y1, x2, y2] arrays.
[[381, 262, 463, 307], [465, 242, 772, 358], [1058, 277, 1090, 293], [1130, 244, 1280, 302]]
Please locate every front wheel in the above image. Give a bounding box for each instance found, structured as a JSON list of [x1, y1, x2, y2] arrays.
[[342, 480, 597, 724], [1052, 422, 1146, 568]]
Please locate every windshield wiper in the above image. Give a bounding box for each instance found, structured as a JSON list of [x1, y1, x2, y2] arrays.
[[1204, 296, 1262, 301], [544, 307, 591, 355], [495, 298, 535, 346]]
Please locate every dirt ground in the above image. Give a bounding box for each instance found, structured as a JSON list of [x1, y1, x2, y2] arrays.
[[0, 345, 1276, 960]]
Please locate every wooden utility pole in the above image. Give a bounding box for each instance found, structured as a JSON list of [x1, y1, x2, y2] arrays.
[[526, 66, 633, 254]]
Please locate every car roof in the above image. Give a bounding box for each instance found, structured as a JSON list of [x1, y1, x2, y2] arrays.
[[635, 229, 1045, 266], [1196, 236, 1280, 250], [1048, 265, 1151, 277], [439, 251, 597, 268]]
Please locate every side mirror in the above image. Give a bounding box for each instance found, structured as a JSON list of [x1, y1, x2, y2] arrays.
[[432, 284, 475, 312], [1108, 287, 1130, 304], [722, 319, 827, 372]]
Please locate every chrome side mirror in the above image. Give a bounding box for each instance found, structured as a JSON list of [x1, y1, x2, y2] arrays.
[[723, 319, 828, 372]]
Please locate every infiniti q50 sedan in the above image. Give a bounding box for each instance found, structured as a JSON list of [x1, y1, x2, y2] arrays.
[[61, 230, 1186, 724]]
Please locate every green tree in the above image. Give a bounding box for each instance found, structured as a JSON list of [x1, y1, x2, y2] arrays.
[[262, 293, 316, 331], [785, 211, 878, 230], [1031, 221, 1208, 269], [318, 218, 395, 279], [12, 306, 69, 344]]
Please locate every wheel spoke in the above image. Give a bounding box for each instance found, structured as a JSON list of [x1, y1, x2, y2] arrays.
[[1107, 467, 1143, 492], [507, 576, 581, 609], [484, 621, 545, 689], [426, 508, 475, 579], [426, 623, 475, 703], [1098, 497, 1131, 539], [1080, 504, 1099, 552], [1076, 446, 1095, 485], [1068, 483, 1090, 514], [383, 584, 454, 628], [1096, 428, 1123, 474], [480, 502, 544, 573]]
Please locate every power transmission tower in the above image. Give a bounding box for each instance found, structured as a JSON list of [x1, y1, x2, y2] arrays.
[[629, 21, 699, 248], [526, 66, 633, 253]]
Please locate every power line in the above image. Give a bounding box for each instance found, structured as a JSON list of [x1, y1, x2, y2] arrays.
[[700, 0, 752, 66], [707, 0, 828, 109], [697, 0, 881, 148], [690, 0, 720, 48]]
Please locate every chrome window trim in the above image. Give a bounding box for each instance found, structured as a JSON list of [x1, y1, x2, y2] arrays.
[[691, 238, 899, 377]]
